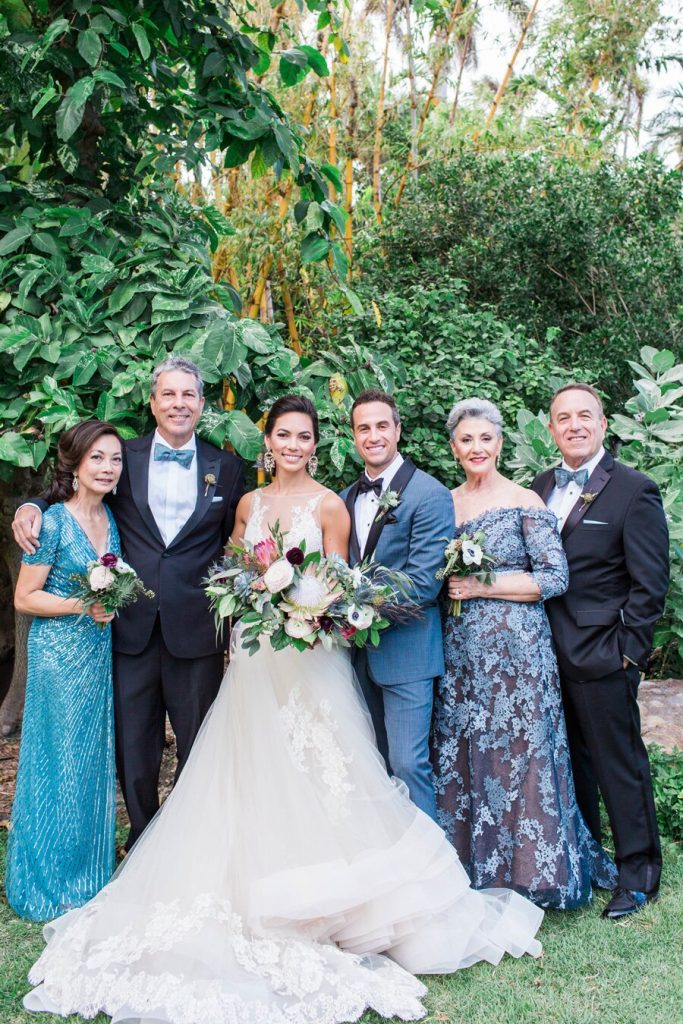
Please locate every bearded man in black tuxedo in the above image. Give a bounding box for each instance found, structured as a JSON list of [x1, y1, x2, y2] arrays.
[[13, 357, 245, 848], [532, 383, 669, 919]]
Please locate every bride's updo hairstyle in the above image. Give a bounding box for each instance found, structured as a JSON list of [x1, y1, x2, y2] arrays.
[[264, 395, 320, 444], [43, 419, 123, 504], [446, 398, 504, 440]]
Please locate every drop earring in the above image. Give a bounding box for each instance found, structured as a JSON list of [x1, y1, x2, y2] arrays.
[[72, 475, 79, 492], [263, 448, 275, 473], [307, 452, 318, 477]]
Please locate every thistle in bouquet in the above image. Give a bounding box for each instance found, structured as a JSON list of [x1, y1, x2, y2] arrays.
[[436, 530, 497, 616], [70, 553, 155, 629]]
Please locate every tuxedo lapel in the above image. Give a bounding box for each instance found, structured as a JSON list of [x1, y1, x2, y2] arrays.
[[363, 458, 418, 563], [166, 440, 221, 550], [345, 480, 362, 566], [561, 452, 613, 541], [538, 469, 556, 505], [126, 435, 164, 546]]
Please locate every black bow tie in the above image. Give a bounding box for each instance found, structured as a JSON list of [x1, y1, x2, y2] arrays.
[[358, 477, 383, 497]]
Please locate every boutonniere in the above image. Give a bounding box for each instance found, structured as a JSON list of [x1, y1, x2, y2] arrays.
[[579, 491, 597, 510], [375, 489, 401, 522], [204, 473, 217, 497]]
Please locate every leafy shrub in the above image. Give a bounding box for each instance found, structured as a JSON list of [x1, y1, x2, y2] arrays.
[[648, 744, 683, 842], [328, 281, 563, 487], [363, 152, 682, 404]]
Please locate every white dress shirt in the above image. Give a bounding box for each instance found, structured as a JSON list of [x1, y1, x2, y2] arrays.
[[148, 430, 198, 546], [355, 452, 404, 556], [546, 446, 605, 531]]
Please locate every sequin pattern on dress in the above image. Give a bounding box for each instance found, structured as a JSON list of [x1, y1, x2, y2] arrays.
[[6, 502, 119, 921]]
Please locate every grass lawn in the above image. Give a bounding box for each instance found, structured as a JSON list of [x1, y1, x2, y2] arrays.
[[1, 833, 681, 1024]]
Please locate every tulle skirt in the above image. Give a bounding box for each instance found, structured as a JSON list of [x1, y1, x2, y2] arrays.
[[24, 642, 543, 1024]]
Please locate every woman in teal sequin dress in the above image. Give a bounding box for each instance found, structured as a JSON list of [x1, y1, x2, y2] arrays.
[[6, 420, 123, 921]]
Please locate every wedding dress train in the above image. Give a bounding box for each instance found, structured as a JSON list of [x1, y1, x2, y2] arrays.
[[24, 491, 543, 1024]]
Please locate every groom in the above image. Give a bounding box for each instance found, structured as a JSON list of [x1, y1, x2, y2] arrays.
[[13, 356, 245, 847], [341, 389, 454, 820]]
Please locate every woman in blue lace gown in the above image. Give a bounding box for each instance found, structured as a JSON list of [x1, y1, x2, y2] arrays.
[[6, 420, 123, 921], [431, 399, 617, 909]]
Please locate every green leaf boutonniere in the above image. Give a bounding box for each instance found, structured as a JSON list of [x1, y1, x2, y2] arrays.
[[375, 489, 401, 522], [204, 473, 217, 497], [580, 491, 597, 511]]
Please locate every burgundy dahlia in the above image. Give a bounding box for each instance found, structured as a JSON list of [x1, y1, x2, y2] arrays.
[[285, 546, 305, 566], [100, 552, 119, 567]]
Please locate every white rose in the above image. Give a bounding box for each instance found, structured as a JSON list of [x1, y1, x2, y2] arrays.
[[89, 565, 115, 590], [284, 616, 315, 639], [461, 541, 483, 566], [114, 559, 136, 574], [347, 604, 375, 630], [263, 558, 295, 593]]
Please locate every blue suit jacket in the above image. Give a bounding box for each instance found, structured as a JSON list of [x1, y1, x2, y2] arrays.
[[341, 462, 455, 684]]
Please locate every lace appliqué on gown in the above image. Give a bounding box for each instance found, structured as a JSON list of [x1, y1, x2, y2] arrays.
[[280, 688, 355, 814]]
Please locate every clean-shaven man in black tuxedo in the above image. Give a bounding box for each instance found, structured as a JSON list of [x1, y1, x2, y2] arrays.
[[13, 357, 245, 847], [532, 383, 669, 920]]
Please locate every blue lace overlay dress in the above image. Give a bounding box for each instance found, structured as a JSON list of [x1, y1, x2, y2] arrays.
[[431, 506, 617, 909], [6, 503, 119, 921]]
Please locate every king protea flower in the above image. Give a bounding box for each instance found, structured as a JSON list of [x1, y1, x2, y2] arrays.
[[279, 566, 338, 620]]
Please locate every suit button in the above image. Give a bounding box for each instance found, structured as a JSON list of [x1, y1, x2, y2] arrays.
[[161, 552, 169, 558]]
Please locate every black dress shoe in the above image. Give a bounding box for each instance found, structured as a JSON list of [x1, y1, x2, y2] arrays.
[[602, 886, 659, 920]]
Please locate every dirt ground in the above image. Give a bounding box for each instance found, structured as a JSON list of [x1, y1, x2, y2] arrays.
[[1, 680, 682, 826]]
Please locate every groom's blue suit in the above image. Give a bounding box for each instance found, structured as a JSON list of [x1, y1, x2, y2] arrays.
[[341, 459, 454, 819]]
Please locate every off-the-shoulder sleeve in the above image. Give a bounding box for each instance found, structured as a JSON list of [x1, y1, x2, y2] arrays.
[[521, 507, 568, 600], [22, 504, 62, 568]]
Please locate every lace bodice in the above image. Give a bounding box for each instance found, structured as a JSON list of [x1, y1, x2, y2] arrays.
[[244, 490, 324, 554]]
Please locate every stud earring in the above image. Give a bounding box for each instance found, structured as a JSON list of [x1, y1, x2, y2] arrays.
[[263, 448, 275, 473], [307, 452, 318, 477], [72, 475, 79, 492]]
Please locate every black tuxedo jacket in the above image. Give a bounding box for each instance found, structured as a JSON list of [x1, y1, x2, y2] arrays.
[[532, 452, 669, 681], [34, 433, 245, 659]]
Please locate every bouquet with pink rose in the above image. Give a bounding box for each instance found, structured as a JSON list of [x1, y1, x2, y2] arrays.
[[70, 552, 155, 629], [204, 521, 413, 656]]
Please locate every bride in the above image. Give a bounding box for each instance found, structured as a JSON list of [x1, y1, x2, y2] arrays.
[[24, 395, 543, 1024]]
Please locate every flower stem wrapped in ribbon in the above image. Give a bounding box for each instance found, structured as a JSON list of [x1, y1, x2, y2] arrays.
[[204, 521, 415, 656], [70, 553, 155, 629], [436, 530, 497, 616]]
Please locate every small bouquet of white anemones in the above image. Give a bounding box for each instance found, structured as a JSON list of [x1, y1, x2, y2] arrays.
[[70, 553, 155, 629], [204, 522, 413, 656], [436, 531, 497, 616]]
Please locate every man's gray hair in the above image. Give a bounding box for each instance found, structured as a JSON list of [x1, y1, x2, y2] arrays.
[[446, 398, 504, 439], [151, 356, 204, 398]]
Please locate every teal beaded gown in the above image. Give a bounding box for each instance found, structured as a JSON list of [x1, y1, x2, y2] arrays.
[[6, 502, 119, 921]]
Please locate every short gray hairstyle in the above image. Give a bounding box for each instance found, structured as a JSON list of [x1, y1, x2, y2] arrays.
[[446, 398, 504, 439], [151, 356, 204, 398]]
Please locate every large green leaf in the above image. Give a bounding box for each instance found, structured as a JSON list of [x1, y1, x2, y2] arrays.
[[56, 77, 96, 141], [224, 410, 263, 460], [132, 23, 151, 60], [239, 320, 272, 354], [301, 232, 329, 264], [77, 28, 102, 67], [0, 225, 31, 256], [0, 432, 34, 468]]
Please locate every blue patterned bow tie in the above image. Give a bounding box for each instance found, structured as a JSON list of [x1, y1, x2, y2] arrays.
[[554, 466, 590, 489], [154, 442, 194, 469]]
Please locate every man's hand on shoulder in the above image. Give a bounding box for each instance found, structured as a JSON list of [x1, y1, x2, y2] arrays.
[[12, 504, 43, 555]]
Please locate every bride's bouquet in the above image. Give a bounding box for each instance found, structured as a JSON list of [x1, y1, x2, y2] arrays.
[[436, 531, 497, 616], [70, 553, 155, 629], [205, 523, 413, 655]]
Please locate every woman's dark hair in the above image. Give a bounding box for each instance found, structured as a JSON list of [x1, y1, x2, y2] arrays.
[[43, 419, 123, 504], [264, 395, 320, 443]]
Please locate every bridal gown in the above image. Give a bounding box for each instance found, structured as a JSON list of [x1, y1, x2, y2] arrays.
[[24, 490, 543, 1024]]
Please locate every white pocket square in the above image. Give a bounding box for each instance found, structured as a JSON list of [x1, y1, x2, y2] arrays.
[[211, 496, 223, 503], [583, 519, 608, 525]]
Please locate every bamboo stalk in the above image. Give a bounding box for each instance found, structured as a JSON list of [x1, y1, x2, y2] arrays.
[[404, 1, 419, 185], [480, 0, 540, 132], [373, 0, 395, 222], [395, 0, 463, 206], [449, 26, 472, 124]]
